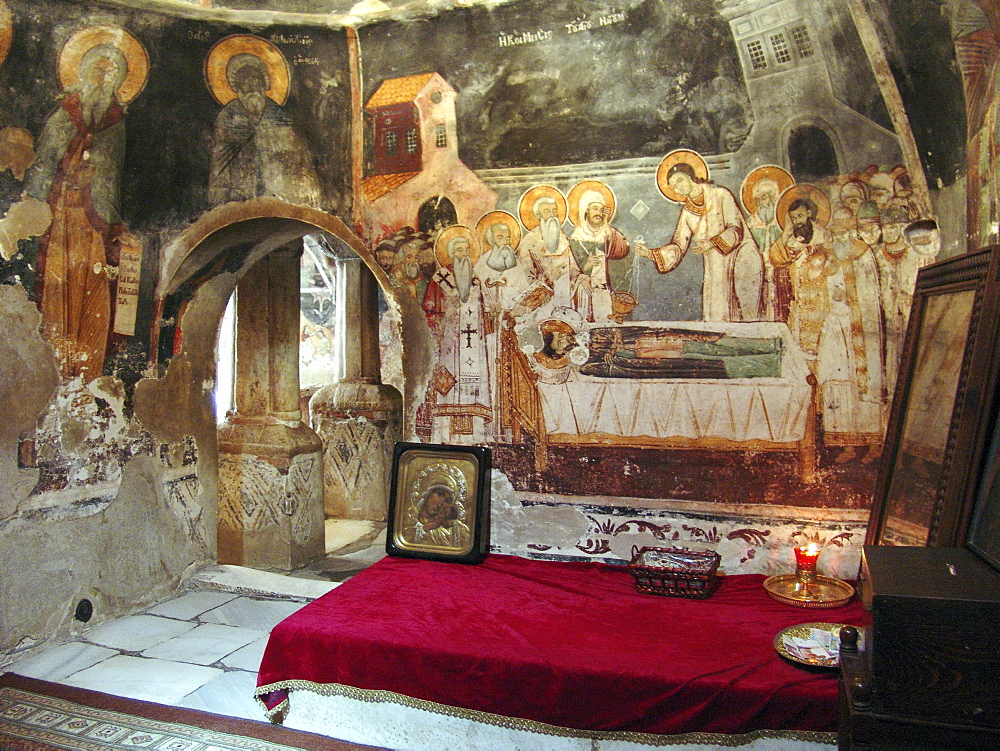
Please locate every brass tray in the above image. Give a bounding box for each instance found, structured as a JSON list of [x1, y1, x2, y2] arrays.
[[774, 622, 861, 668], [762, 574, 855, 608]]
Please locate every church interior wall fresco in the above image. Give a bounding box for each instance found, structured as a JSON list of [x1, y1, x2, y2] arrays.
[[0, 0, 356, 653], [0, 0, 988, 655], [360, 0, 967, 571]]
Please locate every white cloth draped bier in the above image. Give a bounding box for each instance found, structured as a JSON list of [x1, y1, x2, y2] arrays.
[[504, 320, 818, 483], [539, 321, 810, 443]]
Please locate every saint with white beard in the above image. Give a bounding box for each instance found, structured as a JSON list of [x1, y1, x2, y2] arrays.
[[742, 166, 794, 322], [420, 226, 492, 443], [20, 29, 149, 382], [473, 212, 551, 440], [517, 187, 579, 308]]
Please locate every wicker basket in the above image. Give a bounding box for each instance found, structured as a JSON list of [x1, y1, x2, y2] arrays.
[[628, 546, 721, 599]]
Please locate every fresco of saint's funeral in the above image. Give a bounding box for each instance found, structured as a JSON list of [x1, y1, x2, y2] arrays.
[[362, 0, 959, 509]]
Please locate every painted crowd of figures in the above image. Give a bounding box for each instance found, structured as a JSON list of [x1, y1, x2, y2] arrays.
[[375, 151, 938, 464]]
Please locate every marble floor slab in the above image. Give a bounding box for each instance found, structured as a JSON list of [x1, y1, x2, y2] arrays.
[[144, 591, 238, 621], [219, 636, 269, 672], [82, 614, 197, 652], [4, 642, 119, 683], [61, 654, 224, 704], [199, 597, 307, 632], [174, 667, 264, 722], [140, 622, 266, 666], [190, 565, 338, 600]]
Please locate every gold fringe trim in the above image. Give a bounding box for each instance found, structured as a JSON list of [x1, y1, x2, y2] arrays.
[[255, 679, 837, 747]]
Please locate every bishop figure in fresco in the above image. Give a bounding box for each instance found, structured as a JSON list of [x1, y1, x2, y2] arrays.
[[567, 181, 629, 323], [518, 186, 579, 309], [421, 226, 492, 443]]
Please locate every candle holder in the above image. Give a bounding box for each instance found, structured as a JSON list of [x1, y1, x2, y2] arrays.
[[763, 540, 855, 608], [793, 542, 822, 591]]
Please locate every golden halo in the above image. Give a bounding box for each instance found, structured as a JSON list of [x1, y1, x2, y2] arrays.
[[776, 184, 832, 231], [475, 211, 521, 252], [518, 185, 567, 231], [567, 180, 616, 227], [741, 165, 794, 216], [0, 2, 12, 68], [204, 34, 289, 107], [656, 149, 709, 203], [58, 25, 149, 104], [434, 225, 481, 269]]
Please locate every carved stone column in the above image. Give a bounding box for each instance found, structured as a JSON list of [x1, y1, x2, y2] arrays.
[[218, 243, 325, 571], [310, 257, 401, 522]]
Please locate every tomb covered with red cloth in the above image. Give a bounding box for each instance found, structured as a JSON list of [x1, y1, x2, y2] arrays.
[[256, 553, 866, 736]]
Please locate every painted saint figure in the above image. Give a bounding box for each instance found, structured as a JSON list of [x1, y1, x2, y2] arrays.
[[421, 226, 492, 443], [637, 150, 764, 322], [393, 234, 431, 302], [768, 186, 832, 367], [474, 211, 549, 319], [742, 166, 794, 321], [20, 26, 148, 382], [206, 36, 322, 208], [567, 181, 629, 323], [815, 208, 886, 464], [518, 186, 578, 308]]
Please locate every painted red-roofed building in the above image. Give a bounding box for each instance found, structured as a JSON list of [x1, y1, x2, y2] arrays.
[[360, 72, 496, 242]]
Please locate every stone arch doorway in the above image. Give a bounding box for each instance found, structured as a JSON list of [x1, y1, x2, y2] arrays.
[[149, 199, 428, 570]]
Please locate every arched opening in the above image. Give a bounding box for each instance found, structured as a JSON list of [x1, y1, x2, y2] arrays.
[[787, 125, 839, 182], [416, 195, 457, 234], [213, 232, 351, 425], [152, 201, 420, 572]]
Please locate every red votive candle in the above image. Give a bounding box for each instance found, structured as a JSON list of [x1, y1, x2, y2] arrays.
[[793, 542, 821, 582]]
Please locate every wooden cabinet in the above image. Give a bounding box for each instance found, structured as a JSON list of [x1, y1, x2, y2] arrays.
[[838, 546, 1000, 749]]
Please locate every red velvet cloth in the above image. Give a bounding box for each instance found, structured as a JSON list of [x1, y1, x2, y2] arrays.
[[257, 553, 867, 735]]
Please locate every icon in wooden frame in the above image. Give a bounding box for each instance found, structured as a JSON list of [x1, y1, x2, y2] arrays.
[[387, 442, 491, 563]]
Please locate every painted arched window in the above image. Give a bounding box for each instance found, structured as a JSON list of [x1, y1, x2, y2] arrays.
[[788, 125, 838, 182]]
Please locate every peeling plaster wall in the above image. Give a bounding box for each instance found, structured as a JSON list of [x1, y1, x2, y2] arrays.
[[0, 0, 357, 657], [0, 285, 59, 517]]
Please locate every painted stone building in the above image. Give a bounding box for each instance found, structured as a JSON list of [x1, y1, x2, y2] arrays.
[[359, 72, 497, 242], [719, 0, 905, 182]]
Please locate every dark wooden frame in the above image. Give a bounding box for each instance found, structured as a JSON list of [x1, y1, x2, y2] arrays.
[[866, 246, 1000, 547], [967, 410, 1000, 570], [962, 248, 1000, 569], [386, 442, 491, 563]]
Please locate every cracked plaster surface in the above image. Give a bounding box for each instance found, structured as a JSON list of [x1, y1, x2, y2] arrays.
[[489, 469, 866, 578], [0, 285, 59, 517]]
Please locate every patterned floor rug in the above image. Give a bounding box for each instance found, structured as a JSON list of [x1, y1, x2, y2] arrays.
[[0, 673, 377, 750]]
